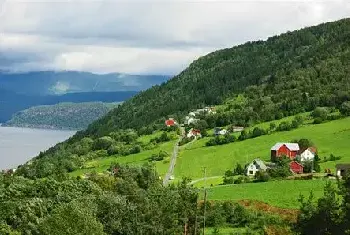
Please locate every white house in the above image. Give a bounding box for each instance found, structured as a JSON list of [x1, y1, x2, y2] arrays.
[[187, 128, 201, 139], [299, 148, 316, 162], [246, 159, 268, 177], [214, 128, 228, 136]]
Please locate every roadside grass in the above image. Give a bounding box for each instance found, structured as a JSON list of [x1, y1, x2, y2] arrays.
[[70, 140, 176, 177], [204, 227, 246, 235], [201, 179, 330, 209], [175, 117, 350, 179], [191, 176, 223, 188]]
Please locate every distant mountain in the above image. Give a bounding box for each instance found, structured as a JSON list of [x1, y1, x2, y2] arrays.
[[0, 71, 170, 95], [0, 89, 137, 123], [0, 71, 170, 122], [4, 102, 121, 130]]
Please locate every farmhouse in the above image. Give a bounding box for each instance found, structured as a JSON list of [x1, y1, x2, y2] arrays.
[[336, 164, 350, 178], [187, 128, 201, 139], [299, 147, 317, 162], [271, 143, 300, 161], [290, 161, 304, 174], [165, 118, 176, 127], [246, 159, 268, 176], [214, 127, 228, 136]]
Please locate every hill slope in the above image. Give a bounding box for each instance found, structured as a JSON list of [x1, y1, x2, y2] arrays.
[[4, 102, 120, 130], [85, 18, 350, 137], [17, 18, 350, 178]]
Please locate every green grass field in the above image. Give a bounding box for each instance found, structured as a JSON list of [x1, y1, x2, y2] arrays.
[[70, 140, 176, 177], [202, 179, 330, 209], [175, 117, 350, 179]]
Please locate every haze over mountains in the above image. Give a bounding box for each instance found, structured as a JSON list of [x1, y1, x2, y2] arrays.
[[0, 71, 170, 122]]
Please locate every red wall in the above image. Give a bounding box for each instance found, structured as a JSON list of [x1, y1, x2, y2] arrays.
[[276, 145, 297, 159], [290, 161, 303, 174], [165, 120, 175, 126]]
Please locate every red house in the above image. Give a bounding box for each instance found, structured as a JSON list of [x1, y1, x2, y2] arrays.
[[271, 143, 300, 161], [165, 118, 176, 127], [290, 161, 304, 174]]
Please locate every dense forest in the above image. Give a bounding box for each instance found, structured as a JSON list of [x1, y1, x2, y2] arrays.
[[4, 102, 120, 130]]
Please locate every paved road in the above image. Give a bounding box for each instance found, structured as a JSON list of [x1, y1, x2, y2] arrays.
[[163, 127, 184, 186]]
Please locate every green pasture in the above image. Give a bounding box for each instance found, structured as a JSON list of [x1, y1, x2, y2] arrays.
[[175, 117, 350, 179], [202, 179, 330, 209]]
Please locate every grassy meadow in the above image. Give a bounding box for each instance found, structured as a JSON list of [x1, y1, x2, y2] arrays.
[[201, 179, 330, 209], [70, 140, 176, 177], [175, 117, 350, 179]]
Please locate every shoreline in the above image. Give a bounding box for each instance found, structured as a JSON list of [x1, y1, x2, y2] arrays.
[[0, 124, 81, 132]]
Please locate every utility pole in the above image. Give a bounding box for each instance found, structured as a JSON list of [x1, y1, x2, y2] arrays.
[[202, 167, 207, 235]]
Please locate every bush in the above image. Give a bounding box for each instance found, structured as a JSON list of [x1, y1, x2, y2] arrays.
[[313, 117, 323, 124], [311, 107, 329, 120], [234, 176, 250, 184], [179, 137, 193, 146], [233, 163, 245, 176], [340, 101, 350, 116], [276, 121, 292, 131], [223, 176, 235, 185], [255, 171, 270, 182]]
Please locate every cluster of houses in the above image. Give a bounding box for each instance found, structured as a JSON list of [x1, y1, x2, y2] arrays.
[[246, 142, 318, 176], [165, 106, 217, 139], [184, 107, 216, 125]]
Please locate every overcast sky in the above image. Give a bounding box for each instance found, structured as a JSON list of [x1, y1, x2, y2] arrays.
[[0, 0, 349, 75]]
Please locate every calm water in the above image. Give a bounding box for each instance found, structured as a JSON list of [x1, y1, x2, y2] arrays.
[[0, 127, 75, 169]]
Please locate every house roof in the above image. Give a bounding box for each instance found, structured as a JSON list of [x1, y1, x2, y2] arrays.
[[299, 147, 317, 155], [252, 159, 268, 170], [336, 164, 350, 169], [271, 143, 300, 151]]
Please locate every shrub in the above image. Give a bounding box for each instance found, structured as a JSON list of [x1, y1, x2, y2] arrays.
[[276, 121, 292, 131], [313, 117, 323, 124], [223, 176, 235, 185], [255, 171, 270, 182], [340, 101, 350, 116], [233, 163, 245, 176], [311, 107, 329, 120]]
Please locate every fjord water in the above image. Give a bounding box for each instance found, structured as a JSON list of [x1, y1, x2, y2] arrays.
[[0, 127, 75, 169]]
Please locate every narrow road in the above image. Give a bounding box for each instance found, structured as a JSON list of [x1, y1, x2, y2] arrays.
[[163, 126, 184, 186], [189, 176, 222, 185]]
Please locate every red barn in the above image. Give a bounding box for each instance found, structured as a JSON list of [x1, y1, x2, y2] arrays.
[[290, 161, 304, 174], [271, 143, 300, 161], [165, 119, 176, 127]]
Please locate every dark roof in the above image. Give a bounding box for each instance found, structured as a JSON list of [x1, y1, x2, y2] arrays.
[[336, 164, 350, 169]]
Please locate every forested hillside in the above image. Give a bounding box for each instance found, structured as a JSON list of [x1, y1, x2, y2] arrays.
[[84, 18, 350, 137], [17, 18, 350, 178], [5, 102, 120, 130]]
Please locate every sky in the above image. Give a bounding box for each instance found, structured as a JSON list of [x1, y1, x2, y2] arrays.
[[0, 0, 349, 75]]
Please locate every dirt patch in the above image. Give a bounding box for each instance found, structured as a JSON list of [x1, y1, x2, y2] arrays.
[[238, 199, 299, 223]]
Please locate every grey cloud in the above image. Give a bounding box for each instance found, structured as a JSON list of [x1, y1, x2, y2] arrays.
[[0, 0, 349, 74]]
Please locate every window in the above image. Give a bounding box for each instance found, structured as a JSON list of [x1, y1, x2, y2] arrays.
[[249, 171, 254, 175]]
